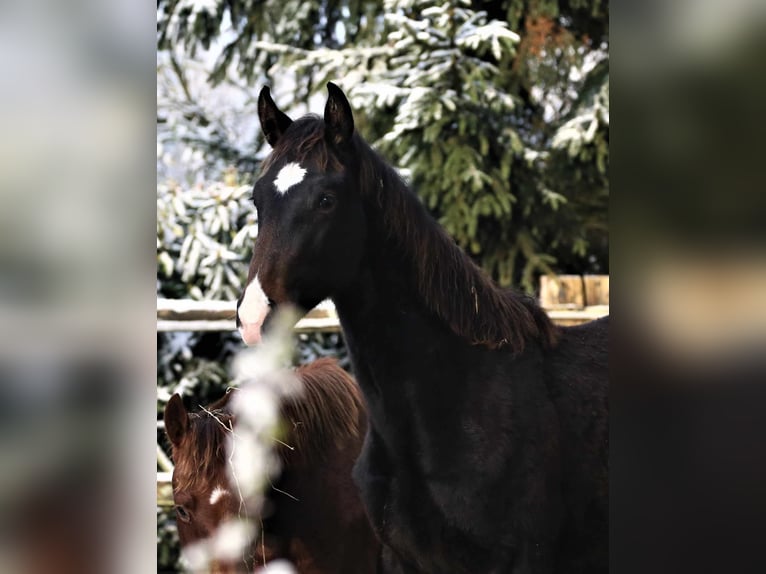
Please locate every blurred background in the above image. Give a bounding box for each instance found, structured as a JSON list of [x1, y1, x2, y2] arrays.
[[611, 2, 766, 573], [0, 1, 156, 573]]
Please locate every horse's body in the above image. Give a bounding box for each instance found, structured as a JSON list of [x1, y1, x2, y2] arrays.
[[164, 358, 380, 573], [237, 83, 608, 573], [338, 288, 608, 574]]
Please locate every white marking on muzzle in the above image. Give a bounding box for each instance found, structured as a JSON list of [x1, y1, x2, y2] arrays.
[[273, 162, 306, 194], [238, 275, 270, 346], [209, 486, 229, 506]]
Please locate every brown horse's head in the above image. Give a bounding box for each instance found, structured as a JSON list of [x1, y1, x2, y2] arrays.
[[236, 83, 368, 345], [163, 392, 249, 572], [164, 360, 376, 573]]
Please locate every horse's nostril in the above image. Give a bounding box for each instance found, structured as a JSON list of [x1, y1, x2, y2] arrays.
[[267, 299, 276, 308]]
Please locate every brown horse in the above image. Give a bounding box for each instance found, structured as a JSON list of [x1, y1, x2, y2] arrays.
[[164, 357, 379, 573]]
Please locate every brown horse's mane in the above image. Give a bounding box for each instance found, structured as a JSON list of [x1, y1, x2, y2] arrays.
[[285, 358, 365, 459], [171, 398, 234, 494], [262, 116, 559, 352], [171, 358, 364, 493]]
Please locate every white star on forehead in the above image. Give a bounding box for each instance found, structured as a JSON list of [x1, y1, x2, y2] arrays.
[[273, 162, 307, 194], [209, 486, 229, 505]]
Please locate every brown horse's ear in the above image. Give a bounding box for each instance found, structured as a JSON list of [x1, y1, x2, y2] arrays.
[[258, 86, 293, 147], [164, 393, 188, 446], [324, 82, 354, 149]]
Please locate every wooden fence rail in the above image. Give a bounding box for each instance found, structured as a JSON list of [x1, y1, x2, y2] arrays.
[[156, 275, 608, 506], [157, 274, 608, 333], [157, 298, 341, 332]]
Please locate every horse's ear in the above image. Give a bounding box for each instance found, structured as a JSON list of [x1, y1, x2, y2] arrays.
[[258, 86, 293, 147], [324, 82, 354, 149], [164, 393, 188, 446]]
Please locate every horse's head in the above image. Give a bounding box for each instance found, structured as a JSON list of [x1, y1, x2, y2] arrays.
[[237, 83, 367, 345], [163, 394, 240, 554]]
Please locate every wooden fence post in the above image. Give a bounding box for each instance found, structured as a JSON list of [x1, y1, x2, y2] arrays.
[[583, 275, 610, 306], [539, 275, 585, 309]]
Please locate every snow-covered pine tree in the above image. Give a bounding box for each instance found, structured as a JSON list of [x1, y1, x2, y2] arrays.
[[356, 0, 529, 286], [159, 0, 609, 289]]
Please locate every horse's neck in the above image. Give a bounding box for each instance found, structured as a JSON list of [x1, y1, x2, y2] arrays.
[[334, 248, 430, 364], [336, 216, 441, 332], [332, 229, 465, 435]]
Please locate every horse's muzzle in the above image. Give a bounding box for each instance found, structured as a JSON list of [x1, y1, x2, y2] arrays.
[[236, 276, 272, 346]]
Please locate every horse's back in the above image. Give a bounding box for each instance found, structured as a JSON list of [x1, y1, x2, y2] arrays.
[[548, 315, 608, 398], [546, 315, 609, 573], [271, 359, 379, 574]]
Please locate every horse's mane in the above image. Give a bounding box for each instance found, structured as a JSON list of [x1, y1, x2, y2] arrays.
[[263, 116, 559, 352], [261, 115, 343, 173], [171, 401, 233, 494], [285, 357, 365, 460], [171, 358, 364, 493]]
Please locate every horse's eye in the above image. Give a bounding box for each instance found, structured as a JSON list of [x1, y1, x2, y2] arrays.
[[175, 505, 191, 523], [317, 193, 336, 211]]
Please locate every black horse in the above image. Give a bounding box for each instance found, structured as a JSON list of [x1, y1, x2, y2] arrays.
[[236, 83, 608, 573]]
